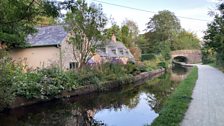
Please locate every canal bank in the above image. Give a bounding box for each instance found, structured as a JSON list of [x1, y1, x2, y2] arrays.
[[0, 65, 191, 126], [151, 67, 198, 126], [9, 68, 165, 109]]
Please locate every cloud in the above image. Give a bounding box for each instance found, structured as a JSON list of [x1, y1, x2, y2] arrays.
[[207, 0, 221, 3]]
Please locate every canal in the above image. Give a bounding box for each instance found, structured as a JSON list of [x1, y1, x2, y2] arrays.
[[0, 66, 191, 126]]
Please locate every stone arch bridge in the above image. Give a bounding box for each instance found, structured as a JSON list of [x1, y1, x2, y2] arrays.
[[171, 50, 202, 64]]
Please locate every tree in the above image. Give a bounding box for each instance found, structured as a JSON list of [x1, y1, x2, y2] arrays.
[[121, 20, 139, 47], [121, 25, 132, 47], [0, 0, 59, 48], [34, 16, 57, 26], [104, 19, 139, 46], [64, 0, 107, 68], [104, 24, 121, 41], [136, 34, 148, 53], [103, 19, 142, 60], [122, 19, 139, 38], [171, 30, 201, 50], [121, 20, 142, 60], [104, 24, 132, 47], [144, 10, 181, 60], [203, 2, 224, 66], [146, 10, 181, 41]]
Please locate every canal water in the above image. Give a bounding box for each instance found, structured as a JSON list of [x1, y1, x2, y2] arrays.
[[0, 66, 190, 126]]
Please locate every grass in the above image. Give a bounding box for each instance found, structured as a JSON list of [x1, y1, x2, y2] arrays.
[[150, 67, 198, 126], [208, 63, 224, 72]]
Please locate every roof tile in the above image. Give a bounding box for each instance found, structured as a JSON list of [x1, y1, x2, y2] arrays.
[[27, 25, 67, 46]]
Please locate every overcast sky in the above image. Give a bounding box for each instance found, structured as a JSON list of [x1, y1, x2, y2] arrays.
[[86, 0, 221, 39]]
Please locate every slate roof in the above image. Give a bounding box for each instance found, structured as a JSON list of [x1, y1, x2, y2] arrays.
[[27, 25, 68, 47], [96, 40, 135, 60]]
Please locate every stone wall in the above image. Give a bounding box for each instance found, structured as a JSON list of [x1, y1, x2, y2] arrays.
[[60, 37, 79, 70], [171, 50, 202, 64]]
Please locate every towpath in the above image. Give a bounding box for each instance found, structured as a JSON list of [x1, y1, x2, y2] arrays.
[[182, 65, 224, 126]]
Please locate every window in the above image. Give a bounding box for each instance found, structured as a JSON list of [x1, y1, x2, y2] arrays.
[[111, 49, 116, 54], [118, 48, 124, 55], [100, 48, 106, 53], [126, 50, 129, 55], [69, 62, 78, 69]]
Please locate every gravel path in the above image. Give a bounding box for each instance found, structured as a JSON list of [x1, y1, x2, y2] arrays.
[[181, 65, 224, 126]]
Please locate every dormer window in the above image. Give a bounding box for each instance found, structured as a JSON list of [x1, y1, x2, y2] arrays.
[[119, 48, 124, 55], [100, 48, 106, 53], [126, 50, 129, 55], [111, 49, 116, 54]]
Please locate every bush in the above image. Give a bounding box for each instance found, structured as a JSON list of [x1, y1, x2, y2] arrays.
[[0, 51, 20, 110], [75, 63, 133, 85], [141, 53, 156, 61], [143, 54, 170, 71], [14, 67, 78, 99], [11, 62, 150, 100], [13, 63, 138, 99], [158, 61, 168, 69]]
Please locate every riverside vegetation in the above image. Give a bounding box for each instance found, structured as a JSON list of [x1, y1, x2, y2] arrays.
[[0, 51, 167, 111], [151, 67, 198, 126]]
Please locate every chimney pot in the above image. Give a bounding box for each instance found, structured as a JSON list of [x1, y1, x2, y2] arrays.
[[111, 33, 116, 42]]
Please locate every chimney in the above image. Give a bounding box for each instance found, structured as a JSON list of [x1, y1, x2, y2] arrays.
[[111, 33, 116, 42]]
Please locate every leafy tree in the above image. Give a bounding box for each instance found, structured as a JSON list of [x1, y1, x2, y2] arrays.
[[34, 16, 57, 26], [104, 20, 139, 47], [64, 0, 107, 68], [122, 19, 139, 39], [146, 10, 181, 41], [104, 24, 121, 41], [104, 24, 133, 47], [0, 0, 59, 48], [171, 30, 201, 50], [136, 34, 148, 53], [121, 25, 132, 47], [203, 2, 224, 66], [144, 10, 181, 60], [201, 45, 216, 64], [104, 20, 142, 60]]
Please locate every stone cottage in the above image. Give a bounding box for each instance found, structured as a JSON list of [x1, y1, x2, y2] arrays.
[[10, 25, 135, 70], [10, 25, 78, 70], [88, 35, 135, 65]]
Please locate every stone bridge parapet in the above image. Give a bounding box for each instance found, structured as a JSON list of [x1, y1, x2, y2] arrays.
[[171, 50, 202, 64]]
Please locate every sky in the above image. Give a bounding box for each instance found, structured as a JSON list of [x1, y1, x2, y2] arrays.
[[86, 0, 221, 39]]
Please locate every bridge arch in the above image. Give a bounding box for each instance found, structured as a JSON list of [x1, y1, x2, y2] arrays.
[[171, 50, 202, 64], [173, 56, 188, 63]]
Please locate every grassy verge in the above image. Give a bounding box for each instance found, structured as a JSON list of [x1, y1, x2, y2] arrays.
[[208, 63, 224, 72], [150, 67, 198, 126]]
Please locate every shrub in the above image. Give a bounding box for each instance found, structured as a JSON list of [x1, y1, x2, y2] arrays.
[[0, 51, 20, 110], [143, 54, 169, 70], [141, 53, 156, 61], [14, 67, 78, 99], [11, 62, 150, 100], [158, 61, 168, 69]]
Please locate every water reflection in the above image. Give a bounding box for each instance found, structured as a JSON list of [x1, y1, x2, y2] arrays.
[[171, 65, 190, 82], [0, 66, 190, 126]]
